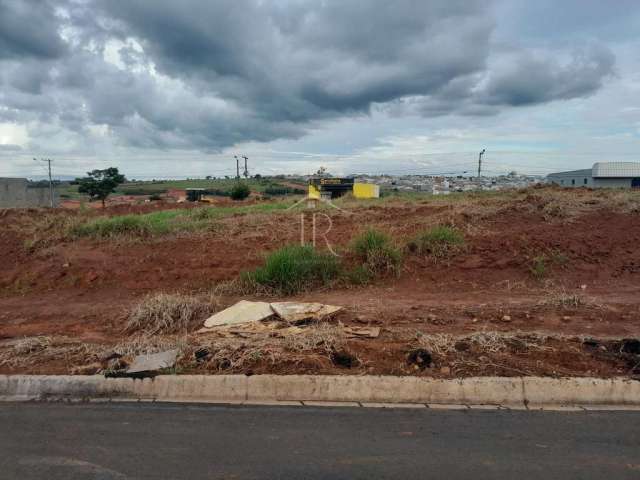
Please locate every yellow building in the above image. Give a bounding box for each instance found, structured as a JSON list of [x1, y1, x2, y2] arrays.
[[308, 179, 379, 199], [353, 182, 380, 199]]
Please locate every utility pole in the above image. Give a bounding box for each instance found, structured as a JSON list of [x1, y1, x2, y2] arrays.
[[34, 158, 55, 207], [234, 155, 240, 179], [242, 156, 249, 178], [477, 149, 485, 179]]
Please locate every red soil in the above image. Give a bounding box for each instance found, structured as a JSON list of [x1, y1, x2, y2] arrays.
[[1, 189, 639, 375]]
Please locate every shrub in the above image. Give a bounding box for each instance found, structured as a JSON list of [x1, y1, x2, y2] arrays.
[[350, 229, 402, 277], [530, 255, 547, 280], [125, 293, 216, 335], [241, 244, 340, 295], [71, 214, 155, 238], [230, 182, 251, 200], [409, 225, 465, 260]]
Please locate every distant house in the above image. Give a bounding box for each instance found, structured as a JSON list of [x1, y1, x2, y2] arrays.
[[0, 178, 58, 208], [547, 162, 640, 188]]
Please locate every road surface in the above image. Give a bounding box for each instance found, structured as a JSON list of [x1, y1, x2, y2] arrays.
[[0, 402, 639, 479]]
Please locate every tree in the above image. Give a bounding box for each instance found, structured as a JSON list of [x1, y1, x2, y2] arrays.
[[230, 182, 250, 200], [76, 167, 126, 207]]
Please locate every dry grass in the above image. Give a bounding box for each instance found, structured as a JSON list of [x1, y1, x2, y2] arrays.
[[539, 287, 591, 308], [19, 212, 87, 251], [11, 335, 53, 355], [113, 334, 190, 357], [188, 323, 347, 372], [415, 330, 554, 358], [125, 293, 218, 335], [0, 336, 107, 369], [415, 333, 457, 356], [283, 323, 346, 353]]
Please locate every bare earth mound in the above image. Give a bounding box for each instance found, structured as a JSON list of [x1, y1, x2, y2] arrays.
[[1, 187, 639, 378]]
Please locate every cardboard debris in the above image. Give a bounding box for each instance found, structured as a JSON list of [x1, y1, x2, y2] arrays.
[[203, 300, 274, 328], [127, 349, 179, 374], [270, 302, 343, 324], [343, 326, 381, 339]]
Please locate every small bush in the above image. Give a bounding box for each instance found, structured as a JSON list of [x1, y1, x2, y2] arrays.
[[125, 293, 216, 335], [530, 255, 547, 280], [230, 182, 251, 200], [350, 229, 402, 277], [71, 215, 155, 238], [241, 244, 340, 295], [409, 225, 465, 260]]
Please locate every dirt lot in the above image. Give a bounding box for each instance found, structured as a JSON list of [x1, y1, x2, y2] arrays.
[[1, 187, 640, 378]]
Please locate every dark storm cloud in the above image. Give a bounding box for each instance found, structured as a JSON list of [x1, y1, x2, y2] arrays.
[[482, 47, 616, 106], [0, 0, 66, 59], [0, 0, 621, 152]]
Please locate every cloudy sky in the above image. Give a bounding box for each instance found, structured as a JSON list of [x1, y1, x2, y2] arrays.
[[1, 0, 639, 179]]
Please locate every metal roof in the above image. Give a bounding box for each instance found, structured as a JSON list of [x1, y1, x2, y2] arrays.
[[547, 169, 591, 178], [592, 162, 640, 178]]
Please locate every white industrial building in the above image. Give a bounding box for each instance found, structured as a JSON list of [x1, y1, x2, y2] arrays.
[[547, 162, 640, 188]]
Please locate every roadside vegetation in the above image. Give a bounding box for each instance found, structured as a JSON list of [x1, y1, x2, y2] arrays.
[[57, 176, 307, 200], [240, 244, 341, 295], [69, 202, 289, 239], [230, 182, 251, 200], [408, 225, 465, 260], [125, 292, 217, 335], [349, 228, 403, 279], [529, 249, 569, 280]]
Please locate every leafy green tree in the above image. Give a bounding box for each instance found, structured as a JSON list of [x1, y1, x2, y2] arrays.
[[76, 167, 126, 207], [230, 182, 251, 200]]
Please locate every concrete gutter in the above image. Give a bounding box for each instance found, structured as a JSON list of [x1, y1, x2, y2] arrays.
[[1, 375, 639, 410]]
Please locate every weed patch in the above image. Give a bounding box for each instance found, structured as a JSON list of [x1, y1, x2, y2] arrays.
[[530, 255, 548, 280], [408, 225, 465, 260], [349, 229, 402, 277], [125, 292, 217, 334], [241, 244, 340, 295], [69, 203, 288, 240]]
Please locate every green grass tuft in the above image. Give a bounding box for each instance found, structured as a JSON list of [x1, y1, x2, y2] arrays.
[[69, 203, 289, 239], [409, 225, 465, 260], [350, 229, 402, 277], [530, 255, 548, 280], [241, 244, 341, 295]]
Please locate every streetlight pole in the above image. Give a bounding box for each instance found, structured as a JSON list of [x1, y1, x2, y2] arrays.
[[477, 149, 485, 179]]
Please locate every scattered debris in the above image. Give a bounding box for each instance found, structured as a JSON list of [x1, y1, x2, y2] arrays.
[[70, 362, 102, 375], [621, 339, 640, 355], [200, 300, 343, 333], [126, 349, 179, 375], [407, 348, 433, 370], [343, 326, 380, 339], [330, 349, 358, 368], [194, 347, 211, 362], [202, 300, 274, 329], [270, 302, 342, 324]]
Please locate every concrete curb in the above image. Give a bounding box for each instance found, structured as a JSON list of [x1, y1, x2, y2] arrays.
[[1, 375, 639, 409]]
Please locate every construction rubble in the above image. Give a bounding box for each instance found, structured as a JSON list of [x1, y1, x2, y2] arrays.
[[198, 301, 379, 339]]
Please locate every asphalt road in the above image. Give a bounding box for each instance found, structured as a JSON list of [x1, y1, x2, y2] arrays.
[[0, 403, 639, 479]]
